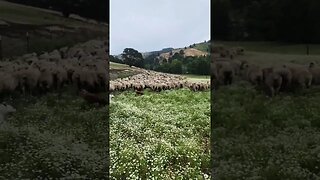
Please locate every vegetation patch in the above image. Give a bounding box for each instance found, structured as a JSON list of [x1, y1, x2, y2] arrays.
[[110, 89, 210, 179]]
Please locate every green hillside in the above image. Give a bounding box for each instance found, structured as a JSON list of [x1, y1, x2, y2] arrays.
[[0, 0, 107, 58]]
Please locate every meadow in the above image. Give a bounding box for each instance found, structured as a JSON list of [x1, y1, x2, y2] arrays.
[[0, 0, 107, 58], [0, 1, 110, 179], [212, 42, 320, 179], [0, 91, 109, 179], [110, 89, 210, 179]]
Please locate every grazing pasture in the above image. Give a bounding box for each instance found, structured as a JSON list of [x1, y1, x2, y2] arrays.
[[212, 42, 320, 179], [110, 89, 210, 179], [0, 38, 108, 178], [0, 0, 107, 58], [0, 1, 110, 179], [109, 61, 211, 178], [0, 92, 108, 179]]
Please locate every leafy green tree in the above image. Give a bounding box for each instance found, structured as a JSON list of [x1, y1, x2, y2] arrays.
[[110, 55, 123, 64], [121, 48, 144, 67], [170, 59, 183, 74]]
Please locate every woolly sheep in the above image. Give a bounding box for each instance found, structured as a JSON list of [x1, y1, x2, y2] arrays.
[[0, 103, 16, 123]]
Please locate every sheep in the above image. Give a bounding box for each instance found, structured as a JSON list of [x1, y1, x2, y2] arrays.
[[109, 67, 209, 93], [52, 66, 68, 90], [0, 103, 16, 124], [242, 64, 263, 86], [216, 57, 242, 76], [274, 65, 292, 91], [79, 89, 107, 106], [309, 62, 320, 85], [215, 61, 235, 85], [262, 67, 283, 97], [235, 47, 245, 55], [37, 66, 55, 93], [0, 71, 19, 95], [72, 67, 99, 92], [15, 65, 41, 95], [0, 39, 109, 97], [287, 65, 312, 90]]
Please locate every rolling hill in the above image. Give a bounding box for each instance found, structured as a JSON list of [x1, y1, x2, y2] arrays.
[[0, 0, 107, 58]]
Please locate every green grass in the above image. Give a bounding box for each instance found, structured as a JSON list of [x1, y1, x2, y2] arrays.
[[213, 41, 320, 179], [0, 92, 108, 179], [0, 0, 107, 58], [110, 89, 210, 179], [193, 42, 210, 52], [110, 62, 130, 69], [2, 32, 106, 58], [0, 0, 92, 27], [213, 83, 320, 179], [214, 41, 320, 67], [236, 51, 320, 67], [184, 74, 210, 82], [215, 41, 320, 55]]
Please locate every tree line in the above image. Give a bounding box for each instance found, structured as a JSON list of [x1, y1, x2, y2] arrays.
[[6, 0, 108, 22], [213, 0, 320, 43], [110, 48, 210, 75]]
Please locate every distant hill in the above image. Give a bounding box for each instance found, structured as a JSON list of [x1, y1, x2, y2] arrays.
[[141, 41, 210, 60], [113, 41, 210, 60], [141, 47, 174, 58], [158, 41, 210, 60]]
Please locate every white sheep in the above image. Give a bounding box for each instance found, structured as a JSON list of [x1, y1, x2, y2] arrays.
[[0, 103, 16, 124]]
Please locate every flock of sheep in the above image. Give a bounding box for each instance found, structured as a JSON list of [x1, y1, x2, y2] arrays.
[[110, 70, 210, 94], [0, 39, 108, 97], [212, 45, 320, 96]]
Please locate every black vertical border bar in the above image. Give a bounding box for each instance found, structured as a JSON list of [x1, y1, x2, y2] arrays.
[[210, 0, 214, 179], [106, 0, 110, 178]]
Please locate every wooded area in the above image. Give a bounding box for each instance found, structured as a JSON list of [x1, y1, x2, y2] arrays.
[[213, 0, 320, 43]]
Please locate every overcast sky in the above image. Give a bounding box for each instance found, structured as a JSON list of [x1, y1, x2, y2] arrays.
[[110, 0, 210, 55]]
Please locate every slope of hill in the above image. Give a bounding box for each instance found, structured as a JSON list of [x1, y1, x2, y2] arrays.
[[159, 47, 209, 60], [193, 41, 210, 52], [0, 0, 107, 58], [141, 47, 174, 58]]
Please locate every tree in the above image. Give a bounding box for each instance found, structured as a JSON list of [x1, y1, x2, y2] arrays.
[[179, 49, 184, 55], [110, 55, 123, 64], [170, 59, 183, 74], [121, 48, 144, 67]]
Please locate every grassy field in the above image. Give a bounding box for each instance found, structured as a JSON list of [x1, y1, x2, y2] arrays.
[[0, 0, 107, 58], [110, 62, 130, 69], [193, 42, 210, 52], [110, 89, 210, 179], [214, 41, 320, 55], [0, 0, 99, 27], [0, 90, 108, 179], [213, 42, 320, 179], [185, 74, 210, 82]]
